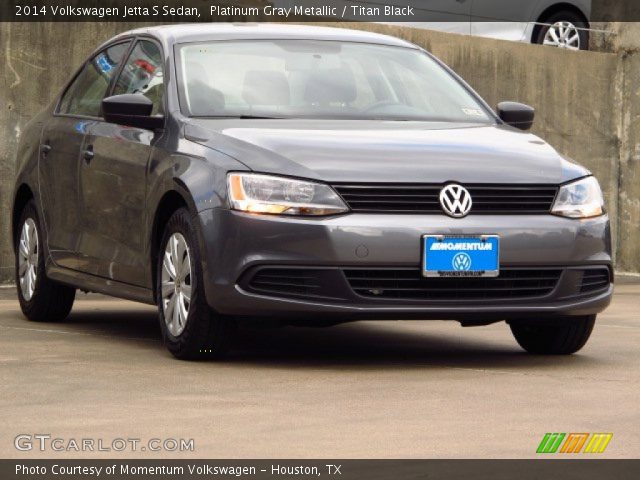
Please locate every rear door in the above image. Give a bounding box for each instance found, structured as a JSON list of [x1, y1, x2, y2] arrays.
[[77, 39, 165, 286], [470, 0, 538, 41], [39, 41, 130, 270]]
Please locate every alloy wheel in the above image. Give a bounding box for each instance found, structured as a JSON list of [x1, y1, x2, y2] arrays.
[[161, 233, 192, 336], [18, 218, 38, 301], [543, 21, 581, 50]]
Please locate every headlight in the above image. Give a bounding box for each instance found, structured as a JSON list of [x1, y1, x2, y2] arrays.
[[227, 173, 349, 216], [551, 176, 605, 219]]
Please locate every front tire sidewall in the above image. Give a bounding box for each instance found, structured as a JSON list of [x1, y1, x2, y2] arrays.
[[156, 209, 227, 359]]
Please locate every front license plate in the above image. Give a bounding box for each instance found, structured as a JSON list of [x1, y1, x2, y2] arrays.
[[423, 235, 499, 278]]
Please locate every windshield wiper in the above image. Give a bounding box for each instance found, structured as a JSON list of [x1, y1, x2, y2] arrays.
[[237, 115, 286, 119], [194, 115, 286, 120]]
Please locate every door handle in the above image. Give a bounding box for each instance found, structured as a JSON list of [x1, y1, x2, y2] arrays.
[[82, 146, 94, 163], [40, 143, 51, 157]]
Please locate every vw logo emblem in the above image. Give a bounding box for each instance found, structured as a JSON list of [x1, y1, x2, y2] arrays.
[[452, 252, 472, 271], [439, 184, 472, 218]]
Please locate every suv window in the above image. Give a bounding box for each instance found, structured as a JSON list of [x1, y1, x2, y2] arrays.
[[58, 42, 130, 117], [113, 40, 164, 116]]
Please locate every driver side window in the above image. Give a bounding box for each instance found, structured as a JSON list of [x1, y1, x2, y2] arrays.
[[113, 40, 164, 116]]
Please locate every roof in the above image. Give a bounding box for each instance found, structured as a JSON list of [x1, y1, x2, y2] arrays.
[[109, 23, 417, 49]]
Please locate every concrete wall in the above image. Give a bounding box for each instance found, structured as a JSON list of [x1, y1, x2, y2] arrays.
[[0, 22, 150, 282], [0, 22, 638, 282]]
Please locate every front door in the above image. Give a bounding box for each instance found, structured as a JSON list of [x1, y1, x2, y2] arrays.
[[77, 39, 165, 287]]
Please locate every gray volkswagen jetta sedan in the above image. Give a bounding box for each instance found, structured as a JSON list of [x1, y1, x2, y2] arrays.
[[12, 24, 612, 359]]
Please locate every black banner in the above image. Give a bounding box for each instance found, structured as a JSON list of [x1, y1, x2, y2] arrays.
[[1, 0, 640, 23], [2, 460, 640, 480]]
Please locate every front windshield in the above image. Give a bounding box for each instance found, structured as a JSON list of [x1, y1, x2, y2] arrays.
[[176, 40, 494, 122]]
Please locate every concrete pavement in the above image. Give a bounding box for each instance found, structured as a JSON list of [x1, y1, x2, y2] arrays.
[[0, 283, 638, 459]]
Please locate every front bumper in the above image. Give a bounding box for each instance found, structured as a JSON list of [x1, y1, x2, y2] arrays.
[[196, 208, 613, 321]]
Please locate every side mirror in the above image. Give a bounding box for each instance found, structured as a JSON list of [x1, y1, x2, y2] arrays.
[[497, 101, 535, 131], [102, 94, 164, 130]]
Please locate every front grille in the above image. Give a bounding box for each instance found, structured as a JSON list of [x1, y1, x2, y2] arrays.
[[580, 268, 610, 293], [247, 268, 323, 297], [332, 183, 558, 214], [344, 268, 562, 300]]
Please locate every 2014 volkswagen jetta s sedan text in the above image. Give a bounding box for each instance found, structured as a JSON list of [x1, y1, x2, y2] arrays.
[[12, 24, 612, 359]]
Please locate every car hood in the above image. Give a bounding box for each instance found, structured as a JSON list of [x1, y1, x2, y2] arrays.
[[184, 119, 589, 184]]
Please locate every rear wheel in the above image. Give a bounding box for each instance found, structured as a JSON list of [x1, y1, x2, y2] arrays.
[[15, 200, 75, 322], [157, 208, 233, 359], [534, 11, 589, 51], [510, 315, 596, 355]]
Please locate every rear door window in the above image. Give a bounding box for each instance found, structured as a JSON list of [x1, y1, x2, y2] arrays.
[[58, 41, 130, 118]]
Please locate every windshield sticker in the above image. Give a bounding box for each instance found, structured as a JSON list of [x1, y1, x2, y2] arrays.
[[462, 108, 485, 117]]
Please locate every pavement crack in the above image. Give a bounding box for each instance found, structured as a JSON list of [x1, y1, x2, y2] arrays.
[[1, 325, 154, 342]]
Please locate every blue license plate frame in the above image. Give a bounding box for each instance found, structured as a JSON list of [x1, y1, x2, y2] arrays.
[[423, 235, 500, 278]]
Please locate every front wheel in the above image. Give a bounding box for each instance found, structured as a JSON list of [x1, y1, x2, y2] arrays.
[[157, 208, 233, 360], [510, 315, 596, 355]]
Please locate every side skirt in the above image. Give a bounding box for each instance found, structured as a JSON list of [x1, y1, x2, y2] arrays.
[[46, 260, 155, 305]]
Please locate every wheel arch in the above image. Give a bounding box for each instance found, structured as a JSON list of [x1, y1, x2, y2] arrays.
[[532, 3, 590, 43], [147, 149, 235, 301], [149, 183, 199, 300], [12, 183, 36, 251]]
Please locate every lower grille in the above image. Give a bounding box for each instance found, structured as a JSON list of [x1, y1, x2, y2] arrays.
[[344, 268, 562, 301], [247, 268, 323, 297], [580, 268, 610, 293], [244, 266, 607, 303]]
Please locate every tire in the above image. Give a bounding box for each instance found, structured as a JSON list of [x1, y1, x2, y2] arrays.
[[534, 11, 589, 51], [156, 207, 233, 360], [510, 315, 596, 355], [15, 200, 75, 322]]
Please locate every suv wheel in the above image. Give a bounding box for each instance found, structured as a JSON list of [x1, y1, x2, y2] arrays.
[[157, 208, 233, 359], [535, 11, 589, 51], [510, 315, 596, 355], [15, 200, 75, 321]]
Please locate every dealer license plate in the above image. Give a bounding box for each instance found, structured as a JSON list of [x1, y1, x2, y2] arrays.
[[423, 235, 499, 278]]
